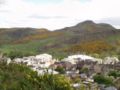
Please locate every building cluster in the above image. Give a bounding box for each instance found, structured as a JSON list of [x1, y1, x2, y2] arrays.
[[13, 53, 58, 75], [0, 53, 120, 90]]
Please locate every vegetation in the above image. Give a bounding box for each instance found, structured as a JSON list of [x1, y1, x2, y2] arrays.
[[0, 61, 73, 90], [114, 78, 120, 90], [13, 32, 62, 44], [93, 74, 113, 86], [64, 41, 115, 54], [108, 70, 120, 78], [55, 67, 66, 74], [0, 20, 120, 59], [4, 50, 36, 59], [79, 67, 89, 74], [0, 20, 120, 90]]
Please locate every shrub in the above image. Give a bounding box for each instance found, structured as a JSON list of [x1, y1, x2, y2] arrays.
[[55, 67, 65, 74], [38, 74, 73, 90], [0, 62, 73, 90], [108, 70, 120, 78], [64, 41, 114, 54], [93, 74, 113, 86], [6, 51, 35, 59]]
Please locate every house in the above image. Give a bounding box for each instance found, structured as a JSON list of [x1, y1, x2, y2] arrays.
[[0, 53, 3, 59], [13, 53, 55, 68], [72, 83, 81, 90], [13, 58, 23, 63], [114, 62, 120, 70], [36, 53, 52, 62], [94, 58, 103, 64], [94, 64, 102, 73], [37, 69, 59, 75], [103, 57, 119, 65], [51, 60, 75, 70], [13, 53, 57, 75], [80, 73, 87, 80], [6, 58, 11, 65], [63, 54, 101, 65]]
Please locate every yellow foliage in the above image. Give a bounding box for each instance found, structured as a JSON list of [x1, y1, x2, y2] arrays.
[[13, 32, 62, 44], [64, 40, 114, 54]]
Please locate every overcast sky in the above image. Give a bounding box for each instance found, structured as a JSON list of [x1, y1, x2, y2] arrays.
[[0, 0, 120, 30]]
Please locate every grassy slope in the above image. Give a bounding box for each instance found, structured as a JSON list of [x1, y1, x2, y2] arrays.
[[1, 34, 120, 59], [0, 21, 120, 58]]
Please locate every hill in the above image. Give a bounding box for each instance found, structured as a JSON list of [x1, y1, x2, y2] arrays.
[[0, 20, 120, 59]]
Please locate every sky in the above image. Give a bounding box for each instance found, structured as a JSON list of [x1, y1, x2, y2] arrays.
[[0, 0, 120, 30]]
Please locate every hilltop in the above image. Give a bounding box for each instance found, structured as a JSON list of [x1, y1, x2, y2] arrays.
[[0, 20, 120, 59]]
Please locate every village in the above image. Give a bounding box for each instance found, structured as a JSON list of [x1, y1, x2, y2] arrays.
[[0, 53, 120, 90]]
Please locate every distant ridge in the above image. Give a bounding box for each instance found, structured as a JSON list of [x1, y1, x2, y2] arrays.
[[0, 20, 120, 57]]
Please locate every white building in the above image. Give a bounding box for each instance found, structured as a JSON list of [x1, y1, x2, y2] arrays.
[[63, 54, 96, 64], [13, 53, 56, 74], [36, 53, 55, 67], [103, 57, 119, 64], [36, 53, 52, 61], [37, 69, 59, 75]]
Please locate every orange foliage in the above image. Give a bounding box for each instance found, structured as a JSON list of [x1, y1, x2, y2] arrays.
[[13, 32, 63, 44], [64, 41, 114, 54]]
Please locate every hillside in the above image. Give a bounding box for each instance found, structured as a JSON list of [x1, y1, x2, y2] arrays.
[[0, 28, 49, 44], [0, 20, 120, 58]]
